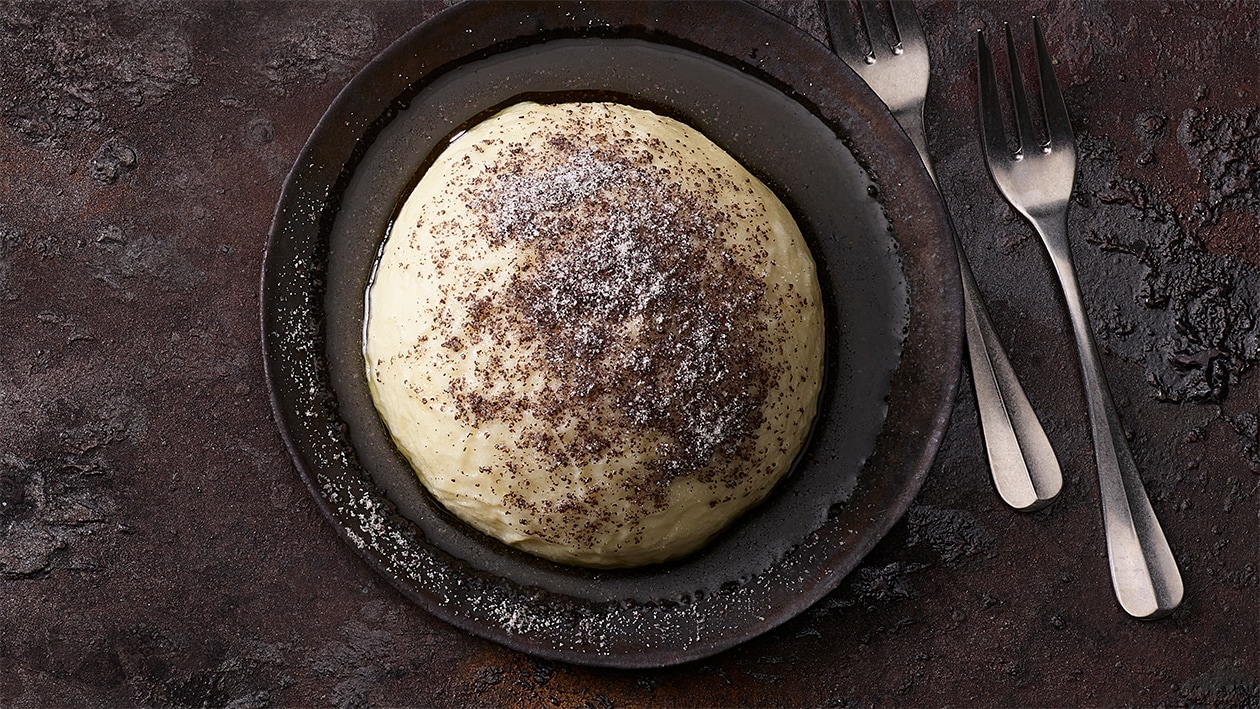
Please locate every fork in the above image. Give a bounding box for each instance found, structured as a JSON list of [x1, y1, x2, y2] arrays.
[[824, 0, 1063, 511], [977, 19, 1183, 618]]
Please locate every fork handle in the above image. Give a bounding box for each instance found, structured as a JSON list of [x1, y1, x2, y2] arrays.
[[957, 244, 1062, 510], [897, 107, 935, 185], [917, 138, 1062, 510], [1033, 212, 1184, 618]]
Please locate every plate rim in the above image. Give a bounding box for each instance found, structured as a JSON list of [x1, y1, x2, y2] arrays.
[[261, 0, 962, 668]]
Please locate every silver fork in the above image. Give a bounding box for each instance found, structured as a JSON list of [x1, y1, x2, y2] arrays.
[[977, 20, 1183, 618], [824, 0, 1062, 511]]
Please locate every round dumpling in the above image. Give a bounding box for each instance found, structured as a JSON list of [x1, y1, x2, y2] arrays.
[[364, 101, 823, 568]]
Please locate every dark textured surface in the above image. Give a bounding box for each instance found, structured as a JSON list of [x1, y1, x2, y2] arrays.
[[1, 0, 1256, 706]]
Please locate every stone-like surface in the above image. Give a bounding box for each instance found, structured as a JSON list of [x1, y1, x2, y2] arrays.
[[1, 1, 1255, 706]]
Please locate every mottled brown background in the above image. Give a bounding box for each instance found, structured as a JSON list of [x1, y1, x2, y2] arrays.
[[1, 1, 1256, 707]]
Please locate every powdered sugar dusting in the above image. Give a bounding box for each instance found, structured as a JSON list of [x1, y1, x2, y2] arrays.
[[461, 137, 773, 487]]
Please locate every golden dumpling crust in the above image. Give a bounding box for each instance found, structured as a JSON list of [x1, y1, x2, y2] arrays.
[[365, 101, 823, 568]]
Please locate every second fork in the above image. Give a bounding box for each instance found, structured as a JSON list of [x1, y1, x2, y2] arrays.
[[977, 19, 1183, 619]]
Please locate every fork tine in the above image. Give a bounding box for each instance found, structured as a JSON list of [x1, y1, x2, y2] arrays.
[[1003, 23, 1040, 156], [976, 30, 1010, 162], [859, 0, 887, 57], [823, 0, 871, 64], [1033, 16, 1075, 151], [888, 0, 925, 51]]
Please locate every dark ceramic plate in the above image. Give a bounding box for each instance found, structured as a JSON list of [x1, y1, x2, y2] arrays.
[[262, 1, 961, 668]]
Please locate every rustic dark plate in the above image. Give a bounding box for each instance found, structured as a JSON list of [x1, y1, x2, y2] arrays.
[[262, 0, 961, 667]]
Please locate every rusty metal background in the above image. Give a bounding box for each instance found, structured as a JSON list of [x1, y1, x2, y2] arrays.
[[1, 0, 1256, 706]]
